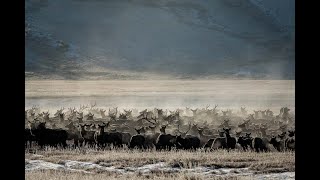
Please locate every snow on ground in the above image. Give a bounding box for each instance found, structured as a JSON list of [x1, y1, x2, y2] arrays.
[[25, 158, 295, 179]]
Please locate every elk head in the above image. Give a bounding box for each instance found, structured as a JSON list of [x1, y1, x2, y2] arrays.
[[177, 123, 191, 137], [160, 125, 167, 134], [197, 127, 204, 135]]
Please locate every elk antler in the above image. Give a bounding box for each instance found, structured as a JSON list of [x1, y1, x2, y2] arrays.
[[141, 114, 157, 125], [177, 123, 191, 135]]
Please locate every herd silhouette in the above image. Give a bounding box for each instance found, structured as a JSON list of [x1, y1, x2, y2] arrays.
[[25, 104, 295, 152]]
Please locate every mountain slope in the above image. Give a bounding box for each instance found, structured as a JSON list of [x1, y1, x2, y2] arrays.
[[25, 0, 295, 80]]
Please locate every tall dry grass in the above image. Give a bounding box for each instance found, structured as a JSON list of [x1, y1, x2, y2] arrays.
[[25, 148, 295, 173]]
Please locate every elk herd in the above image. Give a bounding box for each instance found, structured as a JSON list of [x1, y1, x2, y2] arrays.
[[25, 104, 295, 152]]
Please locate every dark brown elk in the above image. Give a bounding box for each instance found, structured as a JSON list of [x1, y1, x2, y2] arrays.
[[237, 133, 253, 151], [253, 137, 269, 152], [94, 122, 109, 148], [78, 124, 96, 147], [176, 135, 200, 150], [270, 132, 286, 152], [155, 133, 177, 150], [121, 132, 132, 147], [146, 124, 168, 148], [25, 122, 39, 148], [223, 128, 236, 150], [65, 122, 84, 147], [285, 130, 295, 151], [129, 128, 146, 149], [77, 117, 83, 123], [31, 122, 67, 148]]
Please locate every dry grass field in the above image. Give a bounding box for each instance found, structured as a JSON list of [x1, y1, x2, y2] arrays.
[[25, 148, 295, 180]]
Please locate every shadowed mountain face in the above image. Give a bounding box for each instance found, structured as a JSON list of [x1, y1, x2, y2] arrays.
[[25, 0, 295, 80]]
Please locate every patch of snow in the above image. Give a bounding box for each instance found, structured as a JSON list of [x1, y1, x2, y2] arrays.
[[25, 159, 295, 179], [255, 172, 295, 180]]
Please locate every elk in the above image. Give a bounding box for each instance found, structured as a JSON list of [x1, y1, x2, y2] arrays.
[[159, 125, 167, 134], [253, 110, 260, 119], [155, 108, 164, 119], [43, 111, 50, 121], [89, 102, 98, 112], [240, 107, 247, 116], [86, 112, 94, 121], [124, 109, 133, 119], [65, 122, 84, 147], [129, 127, 146, 149], [155, 133, 177, 150], [99, 109, 107, 119], [176, 135, 200, 150], [285, 130, 295, 151], [270, 132, 286, 152], [253, 137, 269, 152], [177, 123, 191, 137], [119, 113, 127, 120], [67, 107, 76, 120], [223, 128, 236, 150], [78, 124, 96, 148], [197, 127, 215, 147], [54, 107, 65, 117], [108, 107, 118, 121], [94, 122, 109, 148], [237, 133, 253, 151], [77, 117, 83, 123], [140, 114, 159, 128], [221, 110, 228, 117], [59, 112, 65, 122], [190, 108, 198, 117], [77, 104, 88, 118], [206, 105, 218, 117], [31, 122, 67, 148]]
